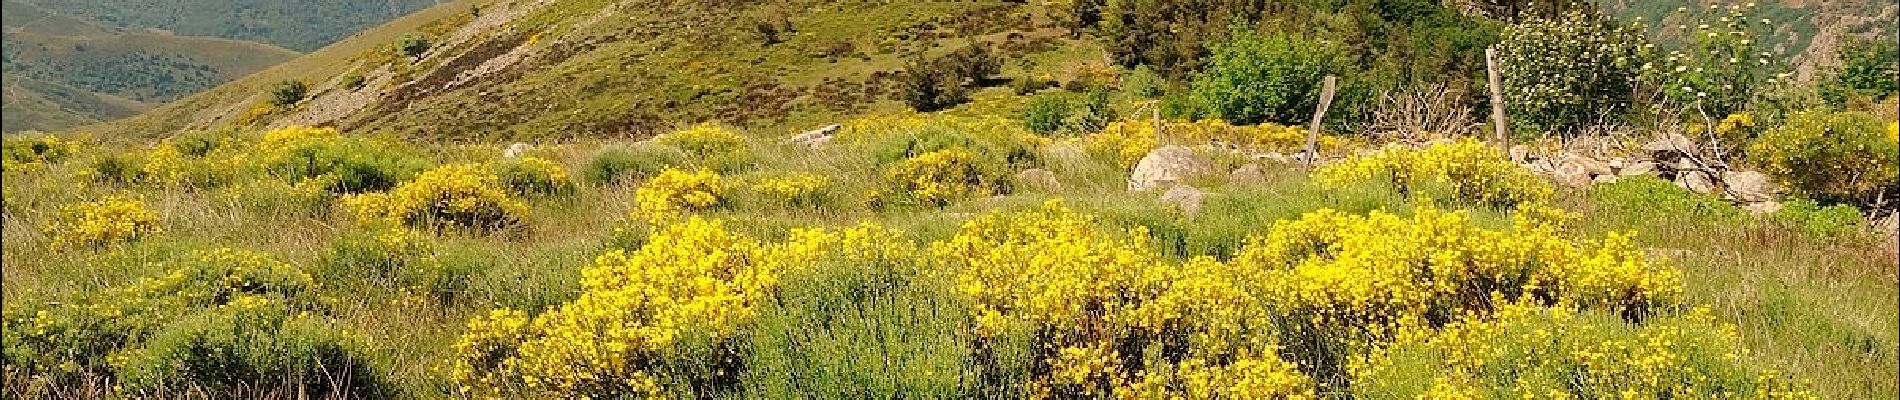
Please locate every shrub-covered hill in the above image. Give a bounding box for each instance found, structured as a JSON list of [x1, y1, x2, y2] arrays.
[[1, 0, 299, 133], [10, 0, 439, 52], [89, 0, 1517, 141]]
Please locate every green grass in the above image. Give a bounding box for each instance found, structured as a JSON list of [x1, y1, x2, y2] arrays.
[[6, 120, 1893, 397]]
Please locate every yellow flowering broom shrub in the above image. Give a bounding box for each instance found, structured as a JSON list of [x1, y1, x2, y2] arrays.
[[879, 148, 1007, 208], [932, 201, 1315, 398], [452, 219, 912, 397], [1084, 119, 1350, 169], [346, 163, 529, 230], [1352, 304, 1816, 399], [749, 172, 830, 208], [1747, 110, 1899, 204], [46, 195, 163, 250], [656, 123, 747, 158], [490, 156, 575, 197], [1315, 138, 1553, 208], [634, 168, 726, 220], [1, 134, 78, 172]]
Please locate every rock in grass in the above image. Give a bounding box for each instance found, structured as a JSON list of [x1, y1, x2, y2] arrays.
[[1743, 201, 1783, 215], [786, 124, 841, 149], [503, 143, 532, 158], [1675, 170, 1717, 194], [1128, 145, 1213, 192], [1160, 185, 1206, 216], [1722, 170, 1780, 203], [1228, 163, 1267, 186]]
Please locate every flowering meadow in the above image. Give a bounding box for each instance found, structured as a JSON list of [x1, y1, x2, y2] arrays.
[[0, 110, 1890, 399]]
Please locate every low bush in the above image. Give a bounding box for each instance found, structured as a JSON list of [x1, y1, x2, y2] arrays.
[[1587, 175, 1745, 228], [262, 135, 430, 194], [490, 156, 576, 198], [113, 300, 389, 398], [1769, 197, 1867, 240], [45, 195, 163, 251], [633, 168, 726, 221], [1, 134, 78, 171], [584, 143, 688, 186], [877, 149, 1010, 208], [1748, 110, 1898, 205], [1315, 138, 1552, 208], [318, 226, 479, 303], [269, 80, 308, 107], [748, 173, 832, 209], [346, 164, 530, 231]]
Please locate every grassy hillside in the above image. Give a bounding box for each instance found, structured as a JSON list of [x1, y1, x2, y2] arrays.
[[11, 0, 439, 52], [1, 0, 297, 133]]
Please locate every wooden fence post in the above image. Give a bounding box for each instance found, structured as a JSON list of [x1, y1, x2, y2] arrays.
[[1304, 75, 1338, 169], [1152, 101, 1164, 147], [1486, 46, 1509, 149]]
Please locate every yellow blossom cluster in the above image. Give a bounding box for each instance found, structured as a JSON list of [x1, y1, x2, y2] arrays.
[[932, 201, 1313, 397], [656, 123, 747, 157], [46, 195, 163, 250], [1233, 206, 1681, 325], [1315, 138, 1553, 208], [749, 172, 829, 207], [1353, 304, 1816, 399], [1, 134, 79, 172], [881, 149, 1002, 207], [633, 168, 725, 220], [451, 219, 913, 397], [1085, 119, 1349, 169], [346, 163, 528, 230], [491, 156, 574, 197]]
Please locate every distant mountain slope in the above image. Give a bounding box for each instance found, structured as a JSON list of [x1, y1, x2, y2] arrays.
[[1, 0, 299, 133], [12, 0, 440, 52], [93, 0, 1081, 140]]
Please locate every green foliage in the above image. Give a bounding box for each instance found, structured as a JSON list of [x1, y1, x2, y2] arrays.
[[397, 34, 431, 58], [584, 143, 689, 186], [1190, 29, 1343, 126], [1747, 110, 1899, 204], [264, 137, 430, 194], [1, 133, 76, 171], [1588, 175, 1744, 227], [114, 303, 389, 398], [1646, 5, 1775, 119], [898, 45, 1000, 112], [1120, 64, 1165, 99], [1769, 197, 1867, 240], [341, 74, 366, 91], [1497, 10, 1652, 134], [1021, 93, 1077, 135], [268, 79, 308, 107], [317, 227, 483, 303], [1823, 38, 1899, 106], [491, 157, 577, 198]]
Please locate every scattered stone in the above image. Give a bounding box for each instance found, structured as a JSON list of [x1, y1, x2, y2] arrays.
[[1675, 170, 1717, 194], [1160, 185, 1207, 216], [1721, 170, 1780, 203], [786, 124, 841, 148], [1128, 146, 1214, 192], [1743, 201, 1783, 215], [1642, 133, 1696, 155], [1015, 168, 1062, 192], [1228, 164, 1268, 186], [1593, 174, 1620, 185], [1619, 161, 1658, 177], [503, 143, 532, 158], [1509, 145, 1531, 163], [1255, 152, 1291, 164], [1561, 153, 1615, 177], [1552, 162, 1594, 187]]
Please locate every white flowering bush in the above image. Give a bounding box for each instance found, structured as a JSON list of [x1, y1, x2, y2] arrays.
[[1497, 10, 1653, 134], [1644, 3, 1779, 120]]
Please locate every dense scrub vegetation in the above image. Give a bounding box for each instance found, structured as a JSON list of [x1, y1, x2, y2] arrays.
[[3, 0, 1896, 398]]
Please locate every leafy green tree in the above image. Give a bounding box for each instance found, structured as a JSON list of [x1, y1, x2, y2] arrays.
[[1190, 29, 1342, 126], [269, 79, 308, 107]]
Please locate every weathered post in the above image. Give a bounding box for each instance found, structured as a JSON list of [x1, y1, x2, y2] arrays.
[[1152, 100, 1164, 146], [1304, 75, 1338, 169], [1486, 46, 1509, 149]]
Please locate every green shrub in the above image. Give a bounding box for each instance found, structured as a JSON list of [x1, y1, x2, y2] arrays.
[[269, 80, 308, 107], [1021, 93, 1077, 135], [1121, 64, 1165, 98], [898, 44, 999, 112], [342, 74, 366, 91], [318, 227, 482, 303], [1823, 38, 1898, 106], [398, 34, 431, 58], [1, 133, 77, 171], [584, 143, 689, 186], [89, 152, 147, 185], [1769, 198, 1867, 240], [490, 156, 576, 198], [1190, 29, 1344, 126], [1588, 176, 1744, 227], [1747, 110, 1898, 204], [114, 303, 389, 398], [264, 136, 430, 193]]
